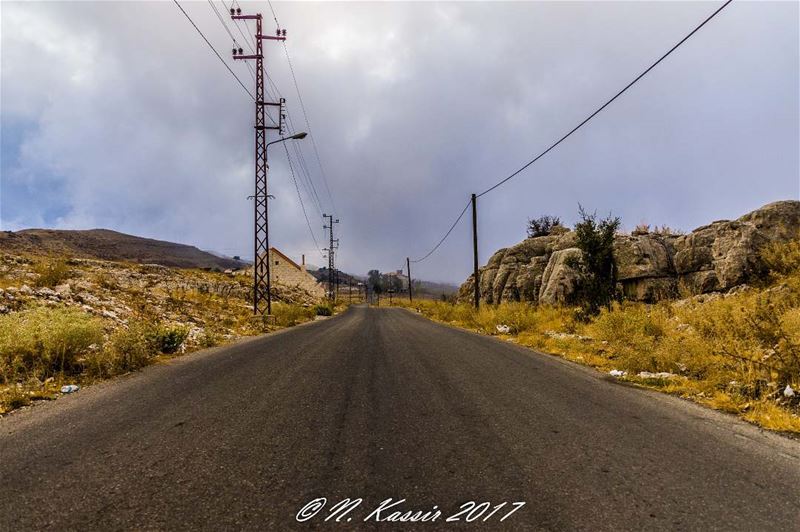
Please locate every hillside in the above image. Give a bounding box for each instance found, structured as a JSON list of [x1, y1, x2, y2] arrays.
[[0, 229, 246, 270], [0, 251, 333, 414]]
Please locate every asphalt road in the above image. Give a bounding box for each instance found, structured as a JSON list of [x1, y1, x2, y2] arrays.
[[1, 305, 799, 530]]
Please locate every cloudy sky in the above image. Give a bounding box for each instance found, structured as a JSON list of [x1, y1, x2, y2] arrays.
[[1, 1, 798, 283]]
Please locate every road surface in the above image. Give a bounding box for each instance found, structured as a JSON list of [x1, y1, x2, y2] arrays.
[[1, 305, 799, 530]]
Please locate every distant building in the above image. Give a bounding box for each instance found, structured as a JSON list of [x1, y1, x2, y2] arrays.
[[250, 248, 325, 299], [386, 270, 409, 289]]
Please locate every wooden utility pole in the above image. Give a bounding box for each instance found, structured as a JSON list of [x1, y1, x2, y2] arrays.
[[471, 193, 480, 309], [406, 257, 413, 303]]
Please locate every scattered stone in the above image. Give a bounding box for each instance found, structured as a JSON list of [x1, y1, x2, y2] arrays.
[[545, 330, 592, 342], [609, 369, 627, 377], [496, 324, 511, 334], [36, 287, 58, 298], [784, 385, 796, 398], [60, 384, 80, 394], [55, 284, 72, 297], [637, 371, 678, 379]]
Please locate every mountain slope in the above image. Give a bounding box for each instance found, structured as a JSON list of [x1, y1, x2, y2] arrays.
[[0, 228, 245, 270]]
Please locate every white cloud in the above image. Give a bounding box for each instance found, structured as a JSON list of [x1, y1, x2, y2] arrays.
[[1, 1, 797, 283]]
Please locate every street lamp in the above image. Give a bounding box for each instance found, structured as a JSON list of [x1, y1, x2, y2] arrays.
[[256, 132, 308, 316]]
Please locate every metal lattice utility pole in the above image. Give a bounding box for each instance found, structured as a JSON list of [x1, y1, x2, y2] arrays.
[[231, 7, 287, 315], [323, 214, 339, 301]]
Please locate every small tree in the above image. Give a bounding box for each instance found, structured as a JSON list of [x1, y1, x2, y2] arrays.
[[526, 215, 562, 238], [571, 206, 620, 316], [367, 269, 383, 292]]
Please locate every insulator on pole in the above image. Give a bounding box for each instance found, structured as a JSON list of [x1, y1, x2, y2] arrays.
[[236, 7, 241, 14], [232, 48, 237, 55], [238, 47, 243, 54], [230, 8, 235, 15]]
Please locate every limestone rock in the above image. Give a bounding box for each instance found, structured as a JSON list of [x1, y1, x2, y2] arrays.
[[614, 234, 675, 281], [619, 277, 677, 302], [538, 248, 583, 305], [516, 256, 549, 302]]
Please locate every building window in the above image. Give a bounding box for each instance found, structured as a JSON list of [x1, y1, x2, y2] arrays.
[[275, 260, 279, 265]]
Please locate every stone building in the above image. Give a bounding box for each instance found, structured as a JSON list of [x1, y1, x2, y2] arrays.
[[261, 248, 325, 299], [386, 270, 409, 289]]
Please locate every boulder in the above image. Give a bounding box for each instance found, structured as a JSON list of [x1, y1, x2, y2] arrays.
[[614, 234, 675, 281], [538, 248, 583, 305], [737, 200, 800, 241], [478, 248, 507, 304], [675, 215, 776, 294]]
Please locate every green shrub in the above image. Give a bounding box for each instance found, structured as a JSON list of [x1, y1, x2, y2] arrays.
[[33, 259, 71, 288], [0, 306, 103, 382], [527, 215, 563, 238], [570, 206, 621, 316], [314, 304, 333, 316], [150, 326, 188, 354]]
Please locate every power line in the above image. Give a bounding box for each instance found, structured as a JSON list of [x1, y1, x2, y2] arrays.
[[283, 142, 325, 257], [266, 0, 280, 27], [290, 138, 325, 217], [411, 201, 471, 263], [224, 1, 256, 54], [477, 0, 732, 198], [173, 0, 254, 101], [209, 1, 257, 86], [282, 42, 338, 216], [257, 48, 327, 217], [267, 0, 338, 217], [407, 0, 733, 267], [208, 0, 239, 46]]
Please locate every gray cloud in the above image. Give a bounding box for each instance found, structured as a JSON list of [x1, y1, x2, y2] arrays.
[[2, 1, 797, 283]]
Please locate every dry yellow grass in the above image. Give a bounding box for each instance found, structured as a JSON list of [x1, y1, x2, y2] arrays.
[[0, 255, 338, 414]]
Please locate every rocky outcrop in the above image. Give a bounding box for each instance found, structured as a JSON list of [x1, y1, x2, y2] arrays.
[[458, 200, 800, 306]]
